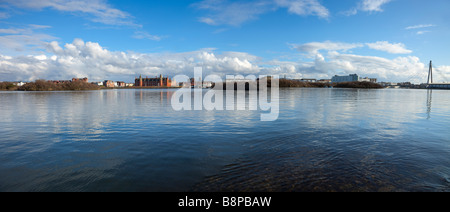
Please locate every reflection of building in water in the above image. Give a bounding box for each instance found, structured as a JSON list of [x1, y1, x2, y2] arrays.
[[159, 90, 174, 104], [136, 75, 172, 87]]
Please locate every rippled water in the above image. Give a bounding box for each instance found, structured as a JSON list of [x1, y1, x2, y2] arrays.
[[0, 88, 449, 192]]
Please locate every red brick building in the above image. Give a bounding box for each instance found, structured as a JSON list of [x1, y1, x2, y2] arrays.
[[135, 75, 172, 87]]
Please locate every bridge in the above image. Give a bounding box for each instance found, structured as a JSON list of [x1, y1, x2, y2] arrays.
[[426, 61, 450, 89]]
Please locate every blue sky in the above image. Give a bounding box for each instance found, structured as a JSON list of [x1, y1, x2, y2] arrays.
[[0, 0, 449, 83]]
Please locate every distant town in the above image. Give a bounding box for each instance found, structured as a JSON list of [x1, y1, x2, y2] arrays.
[[2, 68, 450, 91]]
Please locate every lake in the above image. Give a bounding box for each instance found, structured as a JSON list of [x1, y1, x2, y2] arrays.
[[0, 88, 449, 192]]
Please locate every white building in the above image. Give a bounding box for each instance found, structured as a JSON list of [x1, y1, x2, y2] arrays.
[[332, 74, 377, 83], [92, 82, 104, 86], [202, 81, 213, 88], [13, 82, 26, 86], [301, 78, 317, 83], [332, 74, 360, 83]]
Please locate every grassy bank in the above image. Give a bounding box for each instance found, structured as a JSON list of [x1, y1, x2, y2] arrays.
[[18, 80, 100, 91]]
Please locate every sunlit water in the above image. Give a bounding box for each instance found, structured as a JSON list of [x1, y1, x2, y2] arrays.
[[0, 88, 449, 192]]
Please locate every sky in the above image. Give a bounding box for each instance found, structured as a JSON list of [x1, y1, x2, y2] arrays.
[[0, 0, 450, 83]]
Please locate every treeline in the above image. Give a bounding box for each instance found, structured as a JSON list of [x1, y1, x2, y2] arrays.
[[18, 80, 100, 91], [278, 79, 383, 89], [278, 79, 329, 88], [0, 82, 18, 91], [333, 81, 384, 89], [216, 79, 383, 90], [216, 79, 329, 90]]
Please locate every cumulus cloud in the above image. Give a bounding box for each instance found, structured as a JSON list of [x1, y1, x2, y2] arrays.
[[434, 66, 450, 83], [290, 41, 429, 83], [305, 52, 428, 83], [0, 39, 265, 81], [193, 0, 329, 26], [0, 39, 436, 84], [366, 41, 413, 54]]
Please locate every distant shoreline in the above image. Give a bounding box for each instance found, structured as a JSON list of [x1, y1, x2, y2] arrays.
[[101, 86, 182, 90], [217, 79, 384, 90], [3, 79, 440, 91]]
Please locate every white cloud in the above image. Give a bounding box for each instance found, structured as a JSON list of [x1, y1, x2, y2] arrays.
[[1, 1, 165, 44], [274, 0, 329, 18], [405, 24, 436, 30], [199, 17, 217, 25], [405, 24, 436, 35], [193, 0, 329, 26], [417, 31, 430, 35], [293, 41, 412, 55], [434, 66, 450, 83], [2, 0, 138, 26], [360, 0, 392, 12], [0, 28, 25, 34], [290, 41, 429, 83], [313, 52, 427, 83], [0, 25, 56, 54], [292, 41, 364, 54], [0, 39, 264, 81], [132, 31, 162, 41], [344, 0, 392, 16], [0, 39, 437, 84], [193, 0, 272, 26], [28, 24, 52, 30], [366, 41, 412, 54], [0, 25, 52, 35]]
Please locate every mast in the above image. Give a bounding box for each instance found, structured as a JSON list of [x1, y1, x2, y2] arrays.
[[427, 60, 433, 85]]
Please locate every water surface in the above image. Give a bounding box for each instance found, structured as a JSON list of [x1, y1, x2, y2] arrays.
[[0, 88, 449, 191]]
